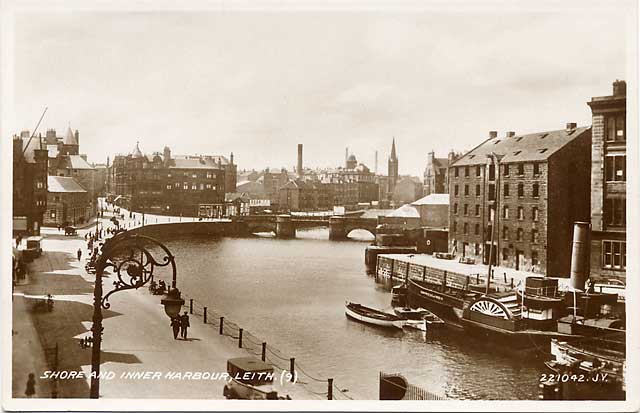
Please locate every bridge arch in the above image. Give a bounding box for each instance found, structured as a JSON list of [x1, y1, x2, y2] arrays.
[[246, 223, 277, 235]]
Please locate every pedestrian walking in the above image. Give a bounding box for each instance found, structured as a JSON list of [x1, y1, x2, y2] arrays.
[[25, 373, 35, 398], [77, 248, 82, 261], [180, 311, 190, 339], [58, 224, 61, 232], [171, 317, 181, 339]]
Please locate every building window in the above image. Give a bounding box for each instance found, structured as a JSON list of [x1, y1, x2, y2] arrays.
[[465, 166, 469, 177], [474, 223, 480, 235], [453, 221, 457, 232], [532, 251, 539, 266], [503, 205, 509, 219], [206, 172, 213, 179], [206, 184, 212, 189], [532, 183, 539, 198], [183, 172, 188, 176], [517, 228, 524, 241], [167, 173, 172, 178], [502, 248, 509, 261], [453, 203, 458, 214], [212, 186, 217, 191], [503, 164, 510, 177], [183, 182, 188, 190], [166, 184, 172, 190], [603, 241, 626, 269], [200, 183, 204, 190], [518, 163, 524, 176], [605, 155, 626, 181], [192, 174, 197, 179], [475, 204, 480, 216], [475, 184, 480, 197], [502, 227, 509, 240], [488, 164, 495, 180], [35, 181, 44, 189], [463, 223, 468, 234], [503, 183, 509, 197], [518, 207, 524, 220], [533, 162, 540, 176], [517, 183, 524, 197], [50, 211, 56, 218], [463, 204, 468, 215], [454, 167, 459, 178], [464, 184, 469, 196], [607, 115, 625, 142], [531, 229, 539, 244], [488, 184, 495, 201], [454, 185, 459, 196], [476, 166, 481, 177], [532, 207, 539, 222], [604, 197, 626, 226]]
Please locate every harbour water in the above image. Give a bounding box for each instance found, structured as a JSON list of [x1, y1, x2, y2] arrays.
[[161, 229, 546, 400]]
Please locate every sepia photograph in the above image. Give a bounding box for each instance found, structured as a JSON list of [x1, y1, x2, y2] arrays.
[[1, 0, 637, 411]]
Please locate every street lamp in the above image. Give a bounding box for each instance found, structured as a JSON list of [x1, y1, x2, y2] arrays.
[[89, 232, 184, 398]]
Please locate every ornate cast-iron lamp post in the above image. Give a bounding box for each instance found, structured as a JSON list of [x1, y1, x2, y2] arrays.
[[89, 232, 184, 398]]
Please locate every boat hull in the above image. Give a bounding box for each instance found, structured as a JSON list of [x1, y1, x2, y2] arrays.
[[345, 304, 404, 329]]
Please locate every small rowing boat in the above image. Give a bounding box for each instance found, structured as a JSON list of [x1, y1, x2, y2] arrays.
[[394, 307, 445, 326], [345, 302, 405, 329]]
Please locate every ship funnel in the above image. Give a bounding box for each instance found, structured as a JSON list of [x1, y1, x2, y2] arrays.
[[569, 222, 590, 290]]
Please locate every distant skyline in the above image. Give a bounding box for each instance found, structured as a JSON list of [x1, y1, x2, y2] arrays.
[[8, 2, 631, 176]]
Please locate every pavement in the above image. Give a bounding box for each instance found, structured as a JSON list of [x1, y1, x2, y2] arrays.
[[12, 207, 320, 400]]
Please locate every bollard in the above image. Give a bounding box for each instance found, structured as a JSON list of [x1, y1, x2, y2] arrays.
[[190, 299, 193, 314], [504, 272, 508, 283], [290, 358, 295, 382], [261, 342, 266, 361], [328, 378, 333, 400], [219, 317, 224, 334], [238, 328, 243, 348], [203, 307, 207, 324], [510, 278, 514, 288], [476, 273, 480, 284]]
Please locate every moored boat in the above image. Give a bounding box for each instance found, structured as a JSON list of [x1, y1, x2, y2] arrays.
[[345, 302, 405, 329], [393, 306, 445, 326]]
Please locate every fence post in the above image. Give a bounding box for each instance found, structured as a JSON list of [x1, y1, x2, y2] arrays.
[[219, 317, 224, 334], [289, 358, 295, 382], [328, 378, 333, 400], [203, 307, 207, 324], [189, 299, 193, 314], [261, 342, 266, 361], [238, 328, 243, 348]]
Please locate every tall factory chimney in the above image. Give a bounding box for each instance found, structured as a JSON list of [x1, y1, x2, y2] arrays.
[[345, 147, 349, 168], [375, 150, 378, 174], [297, 143, 303, 178]]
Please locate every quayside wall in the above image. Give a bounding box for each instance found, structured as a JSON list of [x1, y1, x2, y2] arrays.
[[125, 221, 247, 238]]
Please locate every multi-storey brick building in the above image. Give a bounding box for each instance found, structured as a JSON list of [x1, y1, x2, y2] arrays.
[[587, 80, 627, 281], [448, 124, 591, 276], [13, 132, 48, 235], [111, 143, 231, 217]]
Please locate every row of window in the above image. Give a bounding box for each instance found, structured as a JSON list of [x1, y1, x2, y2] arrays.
[[453, 204, 540, 221], [454, 182, 540, 198], [452, 222, 540, 243], [453, 162, 543, 179], [457, 242, 539, 266], [166, 183, 218, 191]]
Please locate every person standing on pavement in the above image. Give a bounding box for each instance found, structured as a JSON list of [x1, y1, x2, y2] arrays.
[[77, 248, 82, 261], [25, 373, 35, 398], [171, 317, 181, 339], [180, 311, 190, 339]]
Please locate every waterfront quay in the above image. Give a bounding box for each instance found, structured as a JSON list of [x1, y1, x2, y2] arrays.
[[376, 253, 572, 291], [11, 211, 329, 400]]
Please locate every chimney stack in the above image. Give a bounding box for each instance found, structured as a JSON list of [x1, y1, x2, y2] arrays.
[[345, 147, 349, 168], [375, 150, 378, 174], [612, 79, 626, 96], [566, 122, 577, 131], [506, 131, 516, 138], [489, 131, 498, 139], [297, 144, 303, 178]]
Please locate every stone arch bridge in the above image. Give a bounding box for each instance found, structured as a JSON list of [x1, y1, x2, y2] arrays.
[[238, 215, 378, 240]]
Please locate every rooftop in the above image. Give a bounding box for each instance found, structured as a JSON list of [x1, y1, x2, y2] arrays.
[[48, 176, 87, 193], [412, 193, 449, 206], [451, 126, 590, 166]]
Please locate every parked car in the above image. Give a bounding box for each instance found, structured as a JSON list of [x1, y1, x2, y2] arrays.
[[65, 226, 77, 236], [23, 236, 43, 261]]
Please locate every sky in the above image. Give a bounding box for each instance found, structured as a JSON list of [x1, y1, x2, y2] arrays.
[[8, 2, 632, 176]]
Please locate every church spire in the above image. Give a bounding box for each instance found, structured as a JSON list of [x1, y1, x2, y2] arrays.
[[390, 137, 397, 160]]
